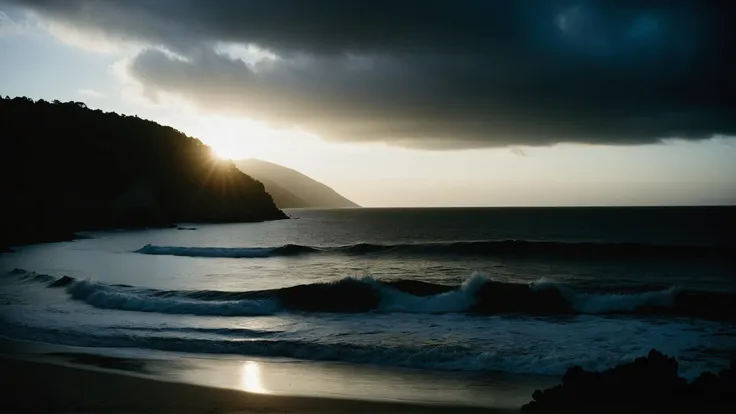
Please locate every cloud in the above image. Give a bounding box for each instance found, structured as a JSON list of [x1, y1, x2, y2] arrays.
[[0, 10, 21, 37], [45, 20, 130, 53], [7, 0, 736, 149], [77, 88, 105, 99], [510, 147, 528, 157]]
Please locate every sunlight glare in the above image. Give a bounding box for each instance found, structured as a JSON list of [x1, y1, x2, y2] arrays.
[[240, 361, 269, 393], [210, 142, 238, 160], [189, 115, 310, 160]]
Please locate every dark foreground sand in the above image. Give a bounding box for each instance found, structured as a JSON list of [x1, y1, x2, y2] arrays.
[[0, 357, 505, 413]]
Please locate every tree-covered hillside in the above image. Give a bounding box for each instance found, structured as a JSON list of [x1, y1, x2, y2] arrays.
[[1, 96, 286, 248]]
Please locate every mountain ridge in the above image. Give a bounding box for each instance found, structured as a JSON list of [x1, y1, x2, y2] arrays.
[[235, 159, 359, 209]]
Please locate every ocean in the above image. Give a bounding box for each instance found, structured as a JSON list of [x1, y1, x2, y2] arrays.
[[1, 207, 734, 406]]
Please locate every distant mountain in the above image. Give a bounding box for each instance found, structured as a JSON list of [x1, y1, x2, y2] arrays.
[[235, 159, 359, 209], [1, 96, 286, 248]]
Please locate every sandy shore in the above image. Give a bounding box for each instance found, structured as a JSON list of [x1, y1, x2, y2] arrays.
[[0, 356, 507, 413]]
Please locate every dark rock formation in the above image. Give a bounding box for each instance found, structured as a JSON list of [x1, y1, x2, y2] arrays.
[[523, 349, 736, 412], [0, 96, 286, 249]]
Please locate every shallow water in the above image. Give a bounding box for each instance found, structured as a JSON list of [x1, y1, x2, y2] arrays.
[[1, 207, 734, 389]]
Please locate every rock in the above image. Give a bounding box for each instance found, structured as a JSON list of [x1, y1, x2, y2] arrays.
[[523, 349, 735, 412]]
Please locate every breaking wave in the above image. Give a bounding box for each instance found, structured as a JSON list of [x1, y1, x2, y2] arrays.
[[66, 279, 279, 316], [135, 243, 317, 258], [12, 270, 735, 320], [0, 322, 669, 376], [135, 240, 734, 260]]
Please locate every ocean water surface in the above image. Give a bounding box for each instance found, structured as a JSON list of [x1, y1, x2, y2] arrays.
[[1, 207, 734, 404]]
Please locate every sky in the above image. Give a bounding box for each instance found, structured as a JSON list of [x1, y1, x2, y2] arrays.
[[0, 0, 734, 207]]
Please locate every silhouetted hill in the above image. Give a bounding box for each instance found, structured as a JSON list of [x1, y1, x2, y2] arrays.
[[0, 96, 286, 248], [245, 174, 310, 209], [235, 159, 359, 209]]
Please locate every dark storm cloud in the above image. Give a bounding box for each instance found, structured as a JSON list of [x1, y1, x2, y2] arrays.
[[8, 0, 736, 148]]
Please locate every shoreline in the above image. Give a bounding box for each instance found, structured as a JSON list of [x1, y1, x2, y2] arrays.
[[4, 355, 726, 414], [0, 356, 502, 413], [0, 215, 292, 252], [0, 337, 547, 410], [1, 326, 732, 413]]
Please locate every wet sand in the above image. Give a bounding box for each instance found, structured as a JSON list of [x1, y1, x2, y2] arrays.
[[0, 337, 552, 411], [0, 356, 509, 413]]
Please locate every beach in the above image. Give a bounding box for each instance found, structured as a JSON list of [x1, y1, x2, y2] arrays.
[[0, 355, 505, 413], [0, 337, 530, 413], [3, 341, 732, 413], [1, 208, 733, 412], [2, 0, 734, 409]]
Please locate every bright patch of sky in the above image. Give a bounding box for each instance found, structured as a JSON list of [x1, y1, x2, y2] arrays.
[[1, 5, 734, 207]]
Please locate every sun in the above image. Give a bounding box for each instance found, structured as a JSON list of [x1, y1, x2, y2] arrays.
[[210, 142, 238, 160], [184, 114, 316, 162], [204, 131, 256, 160], [193, 116, 276, 161]]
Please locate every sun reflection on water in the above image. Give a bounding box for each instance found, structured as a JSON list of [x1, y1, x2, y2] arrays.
[[240, 361, 269, 394]]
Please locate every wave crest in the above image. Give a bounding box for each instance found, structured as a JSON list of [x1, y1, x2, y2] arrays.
[[378, 273, 489, 313], [135, 240, 734, 260], [531, 279, 677, 314], [67, 280, 279, 316], [9, 269, 734, 320]]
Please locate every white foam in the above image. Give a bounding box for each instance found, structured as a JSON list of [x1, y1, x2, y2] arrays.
[[2, 273, 731, 379], [66, 280, 279, 316], [567, 288, 676, 314], [377, 272, 489, 313], [531, 278, 676, 313]]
